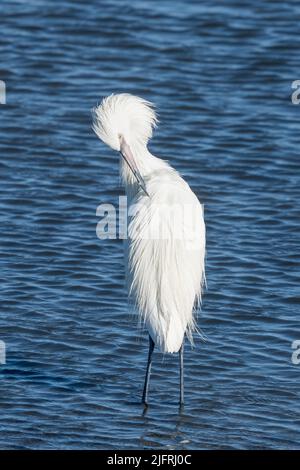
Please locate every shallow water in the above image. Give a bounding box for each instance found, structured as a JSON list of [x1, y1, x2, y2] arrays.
[[0, 0, 300, 449]]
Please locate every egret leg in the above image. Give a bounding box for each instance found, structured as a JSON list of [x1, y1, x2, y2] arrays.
[[142, 335, 155, 405], [179, 340, 184, 406]]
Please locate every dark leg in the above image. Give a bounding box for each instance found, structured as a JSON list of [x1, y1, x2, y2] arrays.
[[142, 335, 155, 405], [179, 340, 184, 406]]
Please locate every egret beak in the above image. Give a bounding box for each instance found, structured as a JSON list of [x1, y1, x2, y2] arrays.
[[119, 136, 150, 197]]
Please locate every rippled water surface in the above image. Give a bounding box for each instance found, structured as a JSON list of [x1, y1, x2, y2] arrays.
[[0, 0, 300, 450]]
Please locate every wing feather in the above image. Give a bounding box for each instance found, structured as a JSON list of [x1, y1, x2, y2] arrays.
[[125, 172, 205, 353]]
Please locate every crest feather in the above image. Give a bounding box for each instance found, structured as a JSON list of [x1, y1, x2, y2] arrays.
[[92, 93, 158, 151]]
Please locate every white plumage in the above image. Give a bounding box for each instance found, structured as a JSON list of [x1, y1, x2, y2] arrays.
[[92, 94, 205, 355]]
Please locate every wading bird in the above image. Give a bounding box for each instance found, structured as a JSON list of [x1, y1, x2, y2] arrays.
[[92, 94, 205, 405]]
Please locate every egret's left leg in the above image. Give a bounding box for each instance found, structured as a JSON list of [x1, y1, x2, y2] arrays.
[[179, 340, 184, 406], [142, 335, 155, 405]]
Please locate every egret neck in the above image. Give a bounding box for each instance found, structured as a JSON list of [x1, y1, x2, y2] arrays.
[[119, 141, 169, 201]]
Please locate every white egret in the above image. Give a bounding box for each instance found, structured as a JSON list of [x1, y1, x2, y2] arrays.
[[92, 94, 206, 405]]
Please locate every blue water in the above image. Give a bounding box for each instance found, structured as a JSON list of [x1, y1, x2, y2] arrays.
[[0, 0, 300, 449]]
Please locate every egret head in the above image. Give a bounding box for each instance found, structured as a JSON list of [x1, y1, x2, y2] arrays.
[[92, 93, 157, 196], [92, 93, 157, 152]]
